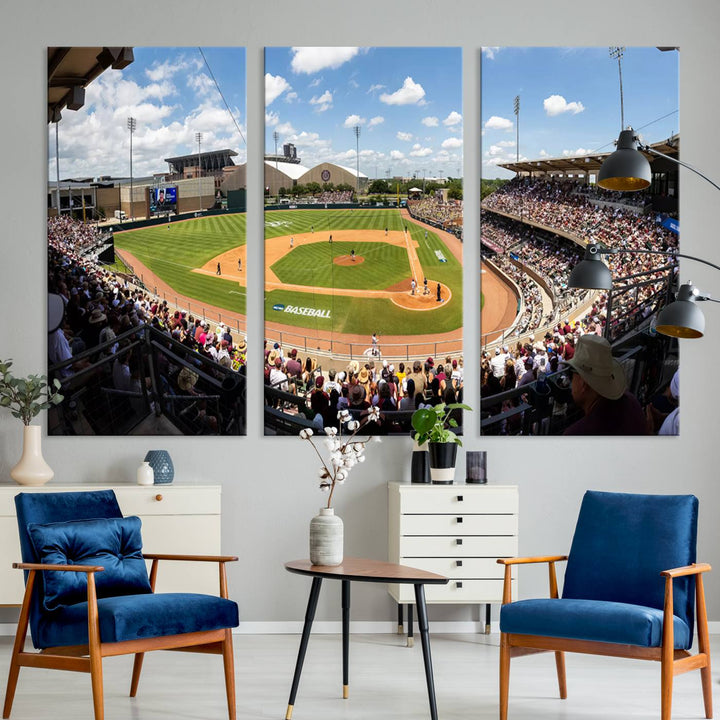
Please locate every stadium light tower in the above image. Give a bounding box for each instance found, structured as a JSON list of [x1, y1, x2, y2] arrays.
[[127, 117, 136, 219], [609, 47, 626, 130], [354, 125, 361, 197], [513, 95, 520, 162], [195, 132, 203, 212], [273, 131, 279, 199]]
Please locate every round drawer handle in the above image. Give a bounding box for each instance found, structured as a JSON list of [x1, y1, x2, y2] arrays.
[[155, 494, 163, 502]]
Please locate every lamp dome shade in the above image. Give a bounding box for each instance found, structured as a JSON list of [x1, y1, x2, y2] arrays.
[[567, 255, 613, 290], [597, 129, 652, 192], [655, 286, 706, 338]]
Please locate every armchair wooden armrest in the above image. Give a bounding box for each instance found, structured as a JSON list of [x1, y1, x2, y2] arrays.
[[142, 553, 238, 563], [497, 555, 568, 567], [661, 562, 711, 578], [13, 562, 105, 573], [497, 556, 568, 604], [142, 554, 238, 598]]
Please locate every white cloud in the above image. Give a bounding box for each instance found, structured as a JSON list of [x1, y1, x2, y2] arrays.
[[290, 47, 361, 74], [539, 149, 550, 157], [396, 131, 413, 142], [496, 140, 516, 148], [265, 111, 279, 126], [276, 121, 295, 135], [562, 147, 592, 157], [487, 144, 506, 157], [484, 115, 513, 131], [482, 47, 501, 60], [285, 91, 298, 103], [309, 90, 333, 112], [390, 150, 405, 160], [265, 73, 291, 105], [543, 94, 585, 116], [442, 137, 463, 149], [343, 114, 366, 128], [410, 144, 432, 157], [421, 116, 439, 127], [309, 77, 323, 88], [367, 83, 385, 93], [443, 111, 462, 127], [368, 116, 384, 127], [380, 76, 426, 106]]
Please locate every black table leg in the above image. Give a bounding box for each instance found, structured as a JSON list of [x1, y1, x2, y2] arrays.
[[342, 579, 350, 699], [407, 603, 414, 647], [286, 577, 323, 720], [414, 583, 439, 720], [397, 602, 404, 634]]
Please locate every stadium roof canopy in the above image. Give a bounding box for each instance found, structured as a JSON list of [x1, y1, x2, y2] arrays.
[[334, 163, 368, 179], [498, 135, 679, 176], [48, 47, 134, 123], [264, 160, 312, 181]]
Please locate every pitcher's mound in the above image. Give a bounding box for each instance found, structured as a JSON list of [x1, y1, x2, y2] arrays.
[[334, 255, 364, 266]]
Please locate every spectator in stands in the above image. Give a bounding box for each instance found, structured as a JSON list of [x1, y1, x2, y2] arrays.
[[562, 335, 646, 435]]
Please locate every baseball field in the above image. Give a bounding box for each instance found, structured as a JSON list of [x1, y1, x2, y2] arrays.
[[112, 208, 464, 341], [263, 208, 463, 336]]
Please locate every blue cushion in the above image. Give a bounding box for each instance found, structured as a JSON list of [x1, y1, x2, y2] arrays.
[[35, 593, 239, 648], [500, 598, 691, 649], [27, 516, 151, 611], [562, 491, 697, 641]]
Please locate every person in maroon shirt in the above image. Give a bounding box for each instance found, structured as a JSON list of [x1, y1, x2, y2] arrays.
[[562, 335, 646, 436]]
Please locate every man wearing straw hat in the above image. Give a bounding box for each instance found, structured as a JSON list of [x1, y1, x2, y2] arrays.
[[562, 335, 646, 436]]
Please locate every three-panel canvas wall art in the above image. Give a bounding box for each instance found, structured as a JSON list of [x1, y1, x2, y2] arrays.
[[46, 46, 679, 438]]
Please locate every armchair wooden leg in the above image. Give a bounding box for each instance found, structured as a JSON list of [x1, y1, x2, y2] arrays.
[[129, 653, 144, 697], [499, 633, 510, 720], [696, 574, 713, 719], [222, 629, 236, 720], [3, 571, 35, 719], [87, 574, 104, 720], [89, 654, 104, 720], [554, 651, 567, 699]]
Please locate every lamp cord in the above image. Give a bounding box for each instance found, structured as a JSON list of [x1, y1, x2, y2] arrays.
[[640, 144, 720, 194]]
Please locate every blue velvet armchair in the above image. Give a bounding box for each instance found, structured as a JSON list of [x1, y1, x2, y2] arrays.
[[498, 490, 712, 720], [2, 490, 239, 720]]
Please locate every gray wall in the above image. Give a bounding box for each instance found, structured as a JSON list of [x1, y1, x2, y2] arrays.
[[1, 1, 719, 626]]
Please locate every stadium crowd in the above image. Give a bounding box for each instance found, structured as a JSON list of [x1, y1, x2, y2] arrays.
[[407, 196, 463, 237], [264, 343, 464, 435], [47, 217, 247, 433]]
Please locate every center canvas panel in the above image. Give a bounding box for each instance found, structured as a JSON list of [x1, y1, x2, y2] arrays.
[[264, 47, 463, 437]]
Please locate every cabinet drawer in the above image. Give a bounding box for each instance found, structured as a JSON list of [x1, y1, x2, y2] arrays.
[[401, 514, 517, 536], [400, 557, 508, 579], [114, 486, 221, 516], [398, 487, 517, 514], [401, 535, 517, 558], [390, 579, 513, 604]]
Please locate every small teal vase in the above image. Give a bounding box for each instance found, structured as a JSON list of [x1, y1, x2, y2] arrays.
[[144, 450, 174, 485]]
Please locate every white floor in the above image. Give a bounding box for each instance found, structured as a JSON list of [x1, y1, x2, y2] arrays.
[[0, 632, 716, 720]]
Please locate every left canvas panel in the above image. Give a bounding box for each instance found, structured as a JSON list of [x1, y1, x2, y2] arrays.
[[47, 47, 247, 436]]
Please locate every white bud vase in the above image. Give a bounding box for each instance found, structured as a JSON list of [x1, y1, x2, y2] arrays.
[[10, 425, 54, 486], [309, 507, 343, 566], [137, 461, 154, 486]]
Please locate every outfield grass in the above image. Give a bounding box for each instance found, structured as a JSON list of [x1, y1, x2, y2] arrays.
[[114, 214, 246, 314], [264, 208, 463, 336]]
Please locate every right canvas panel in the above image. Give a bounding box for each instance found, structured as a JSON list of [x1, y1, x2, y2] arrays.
[[481, 47, 680, 436]]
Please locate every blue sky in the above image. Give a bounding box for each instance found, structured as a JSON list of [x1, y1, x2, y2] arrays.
[[49, 47, 246, 180], [265, 47, 463, 180], [482, 46, 679, 179]]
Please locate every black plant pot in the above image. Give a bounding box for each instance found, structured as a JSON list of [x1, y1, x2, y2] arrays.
[[428, 442, 457, 484]]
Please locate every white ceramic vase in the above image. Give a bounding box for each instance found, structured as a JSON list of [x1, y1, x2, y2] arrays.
[[10, 425, 54, 486], [136, 461, 154, 485], [309, 507, 343, 566]]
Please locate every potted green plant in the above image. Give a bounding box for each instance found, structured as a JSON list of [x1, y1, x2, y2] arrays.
[[411, 402, 471, 484], [0, 359, 63, 486]]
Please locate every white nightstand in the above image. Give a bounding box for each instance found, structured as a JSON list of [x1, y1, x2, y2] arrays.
[[388, 481, 518, 644]]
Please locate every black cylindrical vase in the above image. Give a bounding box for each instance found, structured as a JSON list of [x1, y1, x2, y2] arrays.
[[411, 439, 431, 483]]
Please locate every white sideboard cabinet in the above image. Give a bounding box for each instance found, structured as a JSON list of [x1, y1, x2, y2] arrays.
[[388, 481, 518, 642], [0, 484, 222, 605]]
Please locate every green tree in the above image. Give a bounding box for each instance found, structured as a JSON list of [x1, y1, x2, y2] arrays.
[[368, 179, 390, 194], [305, 181, 322, 195]]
